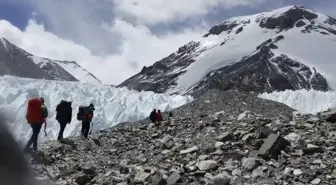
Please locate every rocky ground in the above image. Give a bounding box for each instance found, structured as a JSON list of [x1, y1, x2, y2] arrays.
[[26, 90, 336, 185]]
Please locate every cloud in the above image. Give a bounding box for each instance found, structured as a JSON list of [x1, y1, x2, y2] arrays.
[[0, 0, 267, 85], [0, 18, 205, 84], [113, 0, 266, 25]]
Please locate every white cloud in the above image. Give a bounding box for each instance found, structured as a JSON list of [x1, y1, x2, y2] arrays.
[[0, 19, 205, 84], [0, 0, 266, 85], [113, 0, 266, 25]]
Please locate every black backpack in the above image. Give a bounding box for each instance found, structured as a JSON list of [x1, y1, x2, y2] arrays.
[[77, 106, 88, 121]]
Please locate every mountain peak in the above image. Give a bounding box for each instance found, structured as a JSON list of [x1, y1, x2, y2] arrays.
[[0, 38, 101, 83], [119, 6, 336, 95], [203, 5, 320, 38]]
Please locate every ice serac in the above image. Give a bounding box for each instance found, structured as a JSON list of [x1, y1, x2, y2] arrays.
[[119, 6, 336, 95], [0, 75, 193, 144], [258, 89, 336, 114]]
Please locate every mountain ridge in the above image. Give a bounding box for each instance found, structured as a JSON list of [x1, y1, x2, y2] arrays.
[[118, 5, 336, 96], [0, 38, 101, 84]]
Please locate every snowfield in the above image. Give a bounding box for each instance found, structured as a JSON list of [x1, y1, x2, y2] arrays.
[[28, 55, 102, 84], [259, 89, 336, 114], [171, 6, 336, 93], [0, 76, 193, 144]]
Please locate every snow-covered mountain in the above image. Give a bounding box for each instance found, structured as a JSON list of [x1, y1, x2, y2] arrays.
[[119, 6, 336, 95], [28, 55, 101, 84], [0, 75, 192, 143], [0, 38, 78, 81], [0, 38, 101, 84], [0, 38, 66, 81]]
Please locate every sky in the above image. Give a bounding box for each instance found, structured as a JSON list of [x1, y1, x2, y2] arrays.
[[0, 0, 335, 85]]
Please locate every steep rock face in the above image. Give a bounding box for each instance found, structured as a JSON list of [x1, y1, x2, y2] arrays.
[[258, 6, 318, 31], [118, 41, 203, 93], [119, 6, 336, 95], [191, 46, 328, 95]]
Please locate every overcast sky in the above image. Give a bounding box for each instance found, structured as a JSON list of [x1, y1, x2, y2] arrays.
[[0, 0, 335, 85]]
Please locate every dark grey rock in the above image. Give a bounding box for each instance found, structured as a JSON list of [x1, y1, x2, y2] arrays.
[[211, 173, 231, 185], [258, 126, 274, 138], [120, 166, 129, 174], [242, 158, 262, 171], [258, 133, 290, 159], [75, 175, 91, 185], [167, 172, 181, 185], [83, 167, 96, 175], [216, 132, 233, 142], [151, 174, 167, 185]]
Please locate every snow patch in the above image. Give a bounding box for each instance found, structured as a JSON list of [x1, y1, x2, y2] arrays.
[[0, 75, 193, 144], [1, 38, 8, 52], [27, 55, 101, 84], [258, 89, 336, 114]]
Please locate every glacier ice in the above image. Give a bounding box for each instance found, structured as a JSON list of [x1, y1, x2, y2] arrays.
[[0, 75, 193, 144], [258, 89, 336, 114]]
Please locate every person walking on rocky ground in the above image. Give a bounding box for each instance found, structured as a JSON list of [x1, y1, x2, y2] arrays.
[[56, 100, 72, 141], [24, 97, 48, 153], [150, 109, 157, 123], [157, 109, 163, 123], [40, 97, 48, 136], [80, 103, 95, 139], [168, 112, 174, 125]]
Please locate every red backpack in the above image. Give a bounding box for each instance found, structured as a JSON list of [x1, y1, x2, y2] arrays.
[[26, 98, 43, 124]]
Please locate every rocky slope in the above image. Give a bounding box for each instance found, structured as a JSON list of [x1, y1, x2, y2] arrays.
[[25, 90, 336, 185], [118, 6, 336, 95]]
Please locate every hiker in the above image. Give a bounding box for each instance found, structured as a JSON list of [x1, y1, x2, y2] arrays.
[[24, 97, 48, 152], [77, 103, 95, 139], [157, 109, 163, 123], [149, 109, 157, 123], [40, 97, 48, 135], [168, 111, 174, 125], [56, 100, 72, 140]]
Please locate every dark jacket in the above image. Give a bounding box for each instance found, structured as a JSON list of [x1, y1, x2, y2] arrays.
[[150, 110, 157, 121], [56, 101, 72, 124]]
